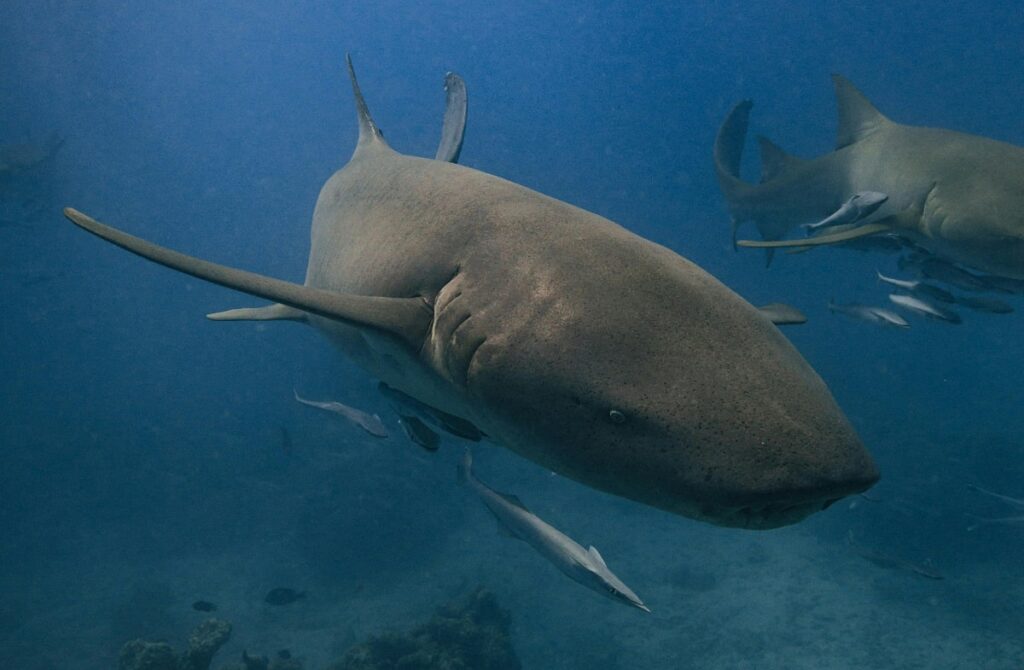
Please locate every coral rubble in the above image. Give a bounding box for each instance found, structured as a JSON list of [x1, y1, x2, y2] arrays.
[[329, 588, 520, 670], [117, 618, 231, 670]]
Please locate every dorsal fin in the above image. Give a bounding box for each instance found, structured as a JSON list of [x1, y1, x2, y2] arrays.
[[435, 72, 467, 163], [345, 54, 388, 149], [833, 74, 891, 149], [587, 545, 608, 568], [757, 135, 804, 183], [497, 491, 529, 511]]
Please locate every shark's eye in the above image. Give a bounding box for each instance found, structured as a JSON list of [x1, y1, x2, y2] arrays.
[[608, 410, 627, 424], [607, 586, 619, 595]]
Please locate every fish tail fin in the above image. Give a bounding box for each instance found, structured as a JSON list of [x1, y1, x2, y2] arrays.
[[457, 447, 473, 484], [345, 54, 389, 150]]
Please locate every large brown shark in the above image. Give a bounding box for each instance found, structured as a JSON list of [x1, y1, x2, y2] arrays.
[[63, 58, 877, 530], [715, 75, 1024, 279]]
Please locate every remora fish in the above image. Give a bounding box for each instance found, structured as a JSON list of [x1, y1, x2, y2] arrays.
[[716, 75, 1024, 280], [803, 191, 888, 233], [966, 483, 1024, 530], [827, 301, 909, 328], [293, 390, 389, 438], [847, 532, 943, 580], [459, 449, 650, 612], [63, 57, 877, 529], [888, 294, 962, 324], [875, 271, 955, 303]]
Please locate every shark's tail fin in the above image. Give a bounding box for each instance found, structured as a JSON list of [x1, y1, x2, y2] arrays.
[[714, 100, 785, 265], [713, 100, 753, 200], [457, 447, 473, 484]]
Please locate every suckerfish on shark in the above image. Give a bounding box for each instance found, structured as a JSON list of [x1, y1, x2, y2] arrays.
[[828, 301, 909, 329], [293, 389, 389, 438], [459, 448, 650, 613]]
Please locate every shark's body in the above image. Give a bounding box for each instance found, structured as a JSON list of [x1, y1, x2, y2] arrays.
[[716, 76, 1024, 280], [64, 58, 877, 530], [459, 449, 649, 612]]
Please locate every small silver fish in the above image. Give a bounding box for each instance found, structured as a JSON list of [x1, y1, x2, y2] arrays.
[[966, 484, 1024, 530], [888, 294, 962, 324], [875, 270, 955, 303], [828, 301, 909, 328], [293, 390, 389, 438], [459, 448, 650, 613], [847, 532, 943, 580]]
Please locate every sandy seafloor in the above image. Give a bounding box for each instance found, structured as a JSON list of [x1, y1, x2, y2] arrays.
[[3, 414, 1022, 670]]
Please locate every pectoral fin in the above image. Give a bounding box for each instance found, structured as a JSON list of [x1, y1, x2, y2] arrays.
[[207, 303, 306, 321], [64, 208, 432, 347], [398, 416, 441, 451], [758, 303, 807, 325], [738, 222, 891, 249]]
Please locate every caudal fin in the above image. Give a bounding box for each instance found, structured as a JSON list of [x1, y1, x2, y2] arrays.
[[713, 100, 753, 198]]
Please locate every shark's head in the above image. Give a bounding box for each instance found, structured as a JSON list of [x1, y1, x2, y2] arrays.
[[573, 546, 650, 613], [467, 236, 879, 530]]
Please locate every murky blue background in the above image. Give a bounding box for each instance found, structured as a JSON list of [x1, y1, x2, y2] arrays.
[[2, 2, 1022, 668]]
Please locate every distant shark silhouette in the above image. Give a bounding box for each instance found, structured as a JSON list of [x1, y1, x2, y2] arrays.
[[63, 57, 876, 529], [715, 75, 1024, 279]]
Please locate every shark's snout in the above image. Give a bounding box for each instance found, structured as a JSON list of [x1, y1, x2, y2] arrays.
[[698, 441, 880, 529]]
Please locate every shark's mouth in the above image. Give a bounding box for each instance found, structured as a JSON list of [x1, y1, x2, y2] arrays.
[[701, 496, 844, 530]]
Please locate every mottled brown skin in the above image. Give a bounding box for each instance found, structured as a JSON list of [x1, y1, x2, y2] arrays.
[[306, 136, 877, 528]]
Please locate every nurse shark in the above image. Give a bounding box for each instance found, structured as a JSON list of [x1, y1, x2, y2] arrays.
[[716, 75, 1024, 280], [63, 57, 877, 529]]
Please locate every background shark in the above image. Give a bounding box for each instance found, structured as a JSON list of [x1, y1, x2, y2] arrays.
[[715, 75, 1024, 280]]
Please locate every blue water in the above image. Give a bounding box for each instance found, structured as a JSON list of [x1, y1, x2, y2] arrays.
[[2, 2, 1023, 668]]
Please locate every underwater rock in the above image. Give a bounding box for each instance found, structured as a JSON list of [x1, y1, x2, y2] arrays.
[[220, 650, 304, 670], [182, 618, 232, 670], [328, 587, 520, 670], [118, 640, 178, 670], [118, 618, 231, 670]]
